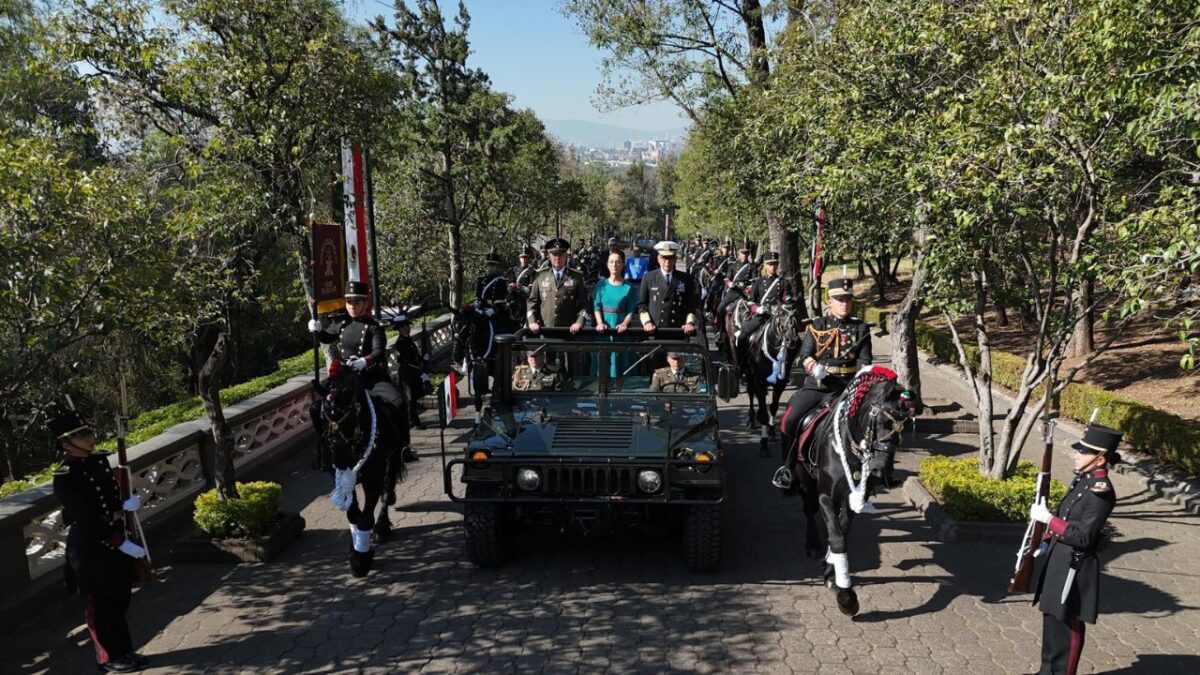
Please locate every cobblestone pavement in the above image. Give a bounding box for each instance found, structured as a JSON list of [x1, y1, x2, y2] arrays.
[[6, 337, 1199, 674]]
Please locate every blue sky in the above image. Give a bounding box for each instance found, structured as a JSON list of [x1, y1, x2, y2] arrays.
[[346, 0, 688, 130]]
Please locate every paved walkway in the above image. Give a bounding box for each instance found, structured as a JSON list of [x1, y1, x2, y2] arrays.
[[5, 336, 1198, 674]]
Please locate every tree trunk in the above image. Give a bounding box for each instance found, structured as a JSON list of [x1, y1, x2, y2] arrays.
[[742, 0, 770, 87], [875, 253, 888, 302], [195, 325, 237, 501], [890, 239, 926, 408], [889, 253, 902, 282], [995, 303, 1009, 326], [971, 271, 998, 478], [1069, 276, 1095, 358]]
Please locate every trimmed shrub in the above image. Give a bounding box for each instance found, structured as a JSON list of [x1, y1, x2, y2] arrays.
[[0, 463, 61, 499], [193, 481, 283, 538], [920, 455, 1067, 522]]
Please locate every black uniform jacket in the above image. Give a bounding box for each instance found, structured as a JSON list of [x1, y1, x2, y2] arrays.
[[316, 315, 398, 397], [509, 264, 536, 289], [727, 260, 757, 288], [527, 266, 589, 328], [1033, 469, 1116, 623], [390, 333, 429, 396], [637, 267, 700, 328], [53, 453, 133, 595], [474, 272, 510, 306], [749, 274, 799, 309], [798, 314, 872, 392]]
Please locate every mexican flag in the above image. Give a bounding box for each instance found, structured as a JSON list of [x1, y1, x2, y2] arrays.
[[440, 370, 458, 427]]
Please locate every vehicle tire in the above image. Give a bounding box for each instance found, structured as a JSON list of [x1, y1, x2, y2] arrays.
[[463, 485, 509, 567], [683, 501, 722, 572]]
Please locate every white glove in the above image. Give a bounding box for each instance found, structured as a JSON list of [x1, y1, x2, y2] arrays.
[[348, 357, 368, 372], [755, 305, 767, 315], [307, 319, 322, 332], [483, 307, 495, 318], [420, 373, 430, 382], [1030, 499, 1052, 524], [811, 363, 828, 380], [118, 540, 146, 559], [122, 494, 142, 512]]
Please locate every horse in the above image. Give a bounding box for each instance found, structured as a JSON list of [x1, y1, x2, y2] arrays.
[[312, 364, 405, 577], [726, 300, 804, 456], [774, 365, 913, 616], [450, 299, 512, 424]]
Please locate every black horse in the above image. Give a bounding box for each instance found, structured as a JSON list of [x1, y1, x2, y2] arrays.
[[450, 299, 514, 423], [775, 366, 913, 616], [727, 301, 805, 456], [313, 365, 405, 577]]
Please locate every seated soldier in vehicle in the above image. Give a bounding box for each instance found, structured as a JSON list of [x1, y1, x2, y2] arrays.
[[649, 351, 702, 393], [512, 349, 565, 391]]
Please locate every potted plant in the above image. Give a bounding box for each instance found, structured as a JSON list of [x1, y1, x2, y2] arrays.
[[171, 481, 305, 563]]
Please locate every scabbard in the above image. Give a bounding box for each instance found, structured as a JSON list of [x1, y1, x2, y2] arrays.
[[1060, 566, 1077, 605]]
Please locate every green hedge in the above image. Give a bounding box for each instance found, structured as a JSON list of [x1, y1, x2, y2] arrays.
[[193, 481, 282, 538], [0, 463, 61, 499], [864, 305, 1200, 476], [920, 456, 1067, 522]]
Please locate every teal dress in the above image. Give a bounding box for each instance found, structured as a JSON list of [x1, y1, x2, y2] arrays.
[[593, 278, 636, 378]]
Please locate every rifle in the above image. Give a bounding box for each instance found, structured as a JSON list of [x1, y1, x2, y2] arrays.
[[116, 366, 157, 584], [1008, 381, 1056, 593]]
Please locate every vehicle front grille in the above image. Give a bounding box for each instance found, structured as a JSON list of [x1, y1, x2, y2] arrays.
[[551, 419, 633, 451], [542, 465, 637, 497]]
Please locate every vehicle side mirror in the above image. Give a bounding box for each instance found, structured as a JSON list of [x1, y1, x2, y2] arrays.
[[715, 363, 739, 402]]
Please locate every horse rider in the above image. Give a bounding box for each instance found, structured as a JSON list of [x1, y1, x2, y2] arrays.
[[526, 237, 588, 335], [649, 351, 702, 393], [778, 277, 872, 449], [1027, 422, 1122, 675], [715, 238, 758, 321], [473, 249, 516, 329], [637, 241, 701, 337], [537, 240, 552, 272], [390, 312, 431, 435], [734, 250, 800, 349], [512, 348, 565, 391], [50, 407, 149, 673], [509, 248, 537, 291], [309, 281, 408, 439]]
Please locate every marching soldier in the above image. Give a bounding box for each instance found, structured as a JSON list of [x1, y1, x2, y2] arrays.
[[1027, 423, 1122, 675], [779, 277, 872, 446], [51, 408, 148, 673], [526, 237, 588, 334], [734, 250, 800, 347], [390, 312, 431, 433], [649, 351, 702, 393], [637, 241, 700, 336], [309, 282, 408, 443], [512, 349, 565, 391]]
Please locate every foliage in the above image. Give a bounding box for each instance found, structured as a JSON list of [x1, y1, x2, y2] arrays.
[[193, 481, 282, 538], [0, 462, 59, 499], [920, 456, 1067, 523]]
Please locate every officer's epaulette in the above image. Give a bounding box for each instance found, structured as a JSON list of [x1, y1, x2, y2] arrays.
[[1091, 479, 1111, 492], [569, 266, 584, 275]]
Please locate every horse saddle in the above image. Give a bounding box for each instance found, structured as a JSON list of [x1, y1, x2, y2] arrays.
[[789, 398, 835, 466]]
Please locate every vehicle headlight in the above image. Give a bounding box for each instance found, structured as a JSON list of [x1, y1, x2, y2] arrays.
[[637, 469, 663, 494], [516, 467, 541, 491]]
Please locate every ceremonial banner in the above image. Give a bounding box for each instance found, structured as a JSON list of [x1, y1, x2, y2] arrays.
[[341, 139, 370, 287], [310, 221, 345, 315], [811, 206, 825, 284]]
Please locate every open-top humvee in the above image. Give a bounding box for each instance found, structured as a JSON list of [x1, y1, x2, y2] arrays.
[[443, 327, 739, 572]]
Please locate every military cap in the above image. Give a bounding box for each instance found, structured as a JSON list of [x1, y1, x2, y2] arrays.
[[518, 249, 533, 260], [49, 409, 92, 439], [345, 281, 370, 299], [763, 251, 780, 264], [545, 238, 570, 253], [828, 278, 854, 299], [739, 237, 752, 254], [484, 249, 503, 265], [1072, 422, 1123, 457], [654, 241, 680, 257]]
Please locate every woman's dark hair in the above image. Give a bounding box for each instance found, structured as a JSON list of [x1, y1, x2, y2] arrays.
[[608, 249, 626, 263]]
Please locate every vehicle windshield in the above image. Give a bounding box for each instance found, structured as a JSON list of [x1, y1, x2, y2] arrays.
[[509, 342, 709, 397]]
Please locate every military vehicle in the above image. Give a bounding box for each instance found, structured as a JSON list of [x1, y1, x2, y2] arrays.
[[443, 327, 738, 571]]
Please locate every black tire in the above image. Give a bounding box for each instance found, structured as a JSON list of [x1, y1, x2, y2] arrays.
[[463, 485, 509, 567], [683, 502, 722, 572]]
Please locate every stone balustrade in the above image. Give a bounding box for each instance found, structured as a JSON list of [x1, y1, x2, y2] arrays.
[[0, 314, 454, 612]]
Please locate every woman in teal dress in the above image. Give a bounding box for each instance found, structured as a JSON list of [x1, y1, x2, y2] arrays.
[[594, 249, 636, 379]]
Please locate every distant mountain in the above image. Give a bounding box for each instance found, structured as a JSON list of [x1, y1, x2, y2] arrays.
[[542, 119, 690, 149]]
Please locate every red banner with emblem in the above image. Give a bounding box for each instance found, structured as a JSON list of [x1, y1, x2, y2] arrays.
[[341, 139, 370, 289], [311, 221, 345, 315]]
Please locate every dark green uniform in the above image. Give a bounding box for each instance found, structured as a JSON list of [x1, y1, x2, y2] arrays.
[[512, 363, 564, 391], [649, 367, 701, 393], [527, 266, 589, 328]]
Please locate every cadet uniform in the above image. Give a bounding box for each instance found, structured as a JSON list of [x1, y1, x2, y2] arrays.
[[526, 238, 589, 329], [313, 282, 408, 440], [512, 363, 564, 391], [509, 249, 537, 291], [735, 251, 800, 346], [715, 239, 757, 319], [637, 241, 700, 331], [649, 366, 701, 393], [1029, 424, 1122, 675], [780, 278, 872, 443], [50, 410, 147, 673], [390, 312, 431, 431]]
